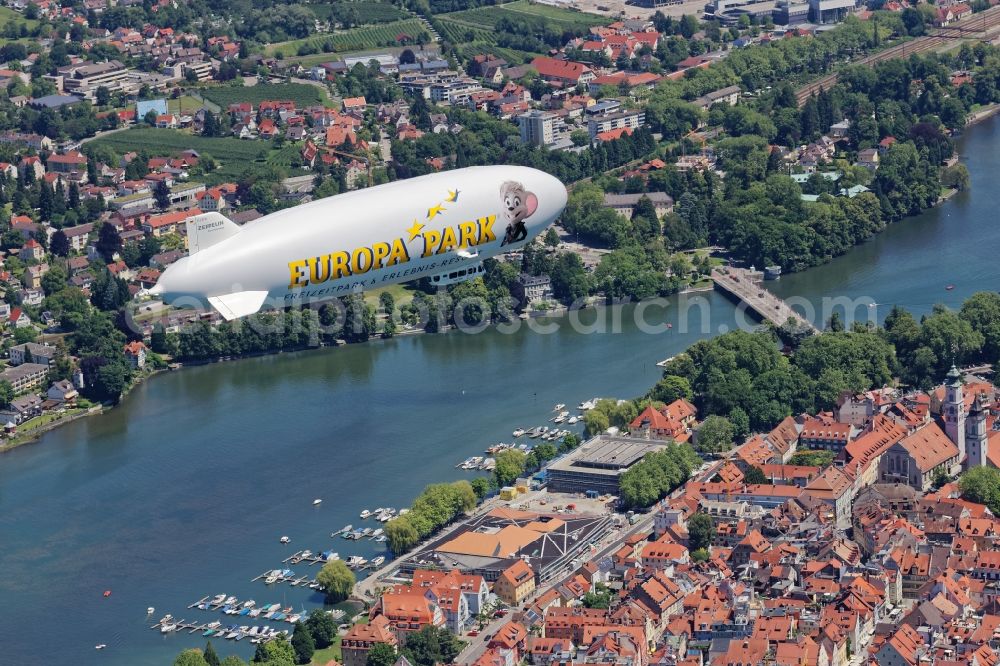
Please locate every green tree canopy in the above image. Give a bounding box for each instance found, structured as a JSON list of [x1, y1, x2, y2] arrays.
[[316, 560, 355, 603]]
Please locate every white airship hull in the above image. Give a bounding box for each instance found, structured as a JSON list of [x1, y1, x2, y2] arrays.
[[149, 166, 568, 319]]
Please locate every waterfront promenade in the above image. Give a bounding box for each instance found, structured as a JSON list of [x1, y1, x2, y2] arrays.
[[711, 267, 819, 333]]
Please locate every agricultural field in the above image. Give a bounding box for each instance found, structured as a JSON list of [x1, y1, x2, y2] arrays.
[[455, 42, 540, 65], [90, 128, 277, 182], [308, 1, 411, 24], [201, 83, 329, 109], [265, 18, 431, 57], [439, 0, 607, 32]]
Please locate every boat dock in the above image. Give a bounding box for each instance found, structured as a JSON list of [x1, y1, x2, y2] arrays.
[[251, 570, 317, 587], [711, 268, 818, 334]]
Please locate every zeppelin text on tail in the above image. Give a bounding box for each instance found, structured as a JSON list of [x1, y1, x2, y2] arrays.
[[146, 166, 568, 320]]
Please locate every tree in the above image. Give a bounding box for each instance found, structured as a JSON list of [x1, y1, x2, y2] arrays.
[[688, 512, 715, 552], [744, 465, 767, 485], [385, 515, 419, 554], [96, 222, 122, 262], [959, 466, 1000, 515], [366, 643, 398, 666], [471, 476, 491, 501], [174, 650, 210, 666], [204, 642, 221, 666], [315, 559, 355, 602], [695, 415, 735, 454], [220, 658, 249, 666], [494, 448, 526, 486], [95, 85, 110, 107], [649, 375, 692, 404], [304, 611, 336, 649], [0, 380, 13, 408], [570, 129, 589, 146], [154, 180, 171, 210], [402, 625, 463, 666], [543, 227, 560, 247], [582, 583, 613, 609], [252, 637, 295, 665], [41, 264, 68, 295], [291, 621, 315, 664], [50, 229, 70, 256]]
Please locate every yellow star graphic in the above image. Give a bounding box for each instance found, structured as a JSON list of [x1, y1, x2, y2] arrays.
[[427, 203, 446, 220], [446, 189, 460, 203], [406, 220, 425, 241]]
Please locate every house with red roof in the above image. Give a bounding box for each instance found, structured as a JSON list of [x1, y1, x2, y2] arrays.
[[19, 239, 44, 263], [141, 208, 202, 237], [124, 340, 147, 369], [342, 96, 366, 112], [531, 57, 595, 86], [340, 614, 397, 666], [155, 114, 178, 129]]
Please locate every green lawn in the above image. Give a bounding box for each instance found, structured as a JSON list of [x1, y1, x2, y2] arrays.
[[167, 96, 203, 115], [90, 128, 277, 182], [201, 83, 330, 109], [18, 409, 85, 432], [309, 641, 342, 665], [266, 18, 431, 57]]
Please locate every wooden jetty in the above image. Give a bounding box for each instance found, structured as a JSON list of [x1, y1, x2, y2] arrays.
[[251, 569, 318, 588], [711, 267, 818, 334], [282, 550, 330, 566]]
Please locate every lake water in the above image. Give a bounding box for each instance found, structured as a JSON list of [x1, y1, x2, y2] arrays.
[[2, 118, 1000, 665]]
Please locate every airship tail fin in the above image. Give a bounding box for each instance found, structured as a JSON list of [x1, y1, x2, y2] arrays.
[[187, 212, 241, 255], [207, 290, 269, 321]]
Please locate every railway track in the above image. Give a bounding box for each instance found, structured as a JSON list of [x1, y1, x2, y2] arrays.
[[795, 7, 1000, 105]]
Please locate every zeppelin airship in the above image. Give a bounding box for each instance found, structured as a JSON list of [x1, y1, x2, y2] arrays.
[[147, 165, 567, 320]]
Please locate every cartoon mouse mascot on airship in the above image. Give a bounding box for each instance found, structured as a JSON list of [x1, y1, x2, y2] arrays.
[[500, 181, 538, 247]]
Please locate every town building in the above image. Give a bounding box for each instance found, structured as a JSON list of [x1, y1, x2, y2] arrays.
[[518, 110, 556, 147], [494, 560, 536, 606], [602, 192, 674, 219]]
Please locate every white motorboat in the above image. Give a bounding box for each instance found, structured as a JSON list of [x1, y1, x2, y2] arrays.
[[279, 536, 290, 544], [313, 498, 323, 506], [360, 509, 371, 519], [512, 428, 526, 437], [371, 556, 386, 567], [147, 606, 155, 615], [95, 644, 107, 650]]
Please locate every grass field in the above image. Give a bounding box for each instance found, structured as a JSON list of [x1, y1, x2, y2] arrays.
[[439, 0, 606, 31], [266, 18, 431, 57], [201, 83, 329, 109], [309, 1, 411, 23], [167, 96, 202, 115], [0, 6, 40, 46], [90, 128, 277, 181]]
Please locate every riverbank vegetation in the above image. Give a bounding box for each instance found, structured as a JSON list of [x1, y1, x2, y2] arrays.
[[384, 480, 476, 554], [651, 292, 1000, 440], [316, 560, 355, 603]]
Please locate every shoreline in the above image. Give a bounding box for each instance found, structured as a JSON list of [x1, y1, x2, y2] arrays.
[[3, 109, 992, 455]]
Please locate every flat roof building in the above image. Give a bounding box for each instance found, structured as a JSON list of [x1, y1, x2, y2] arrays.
[[546, 435, 667, 495]]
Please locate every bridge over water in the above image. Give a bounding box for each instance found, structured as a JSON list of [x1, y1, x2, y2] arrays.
[[711, 267, 818, 334]]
